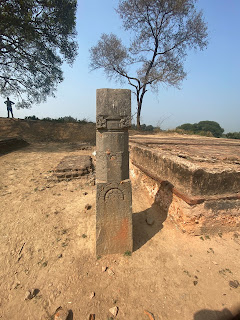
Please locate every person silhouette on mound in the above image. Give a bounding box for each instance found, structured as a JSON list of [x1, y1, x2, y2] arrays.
[[4, 97, 15, 118]]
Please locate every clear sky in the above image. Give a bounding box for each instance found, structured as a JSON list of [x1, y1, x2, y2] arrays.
[[0, 0, 239, 133]]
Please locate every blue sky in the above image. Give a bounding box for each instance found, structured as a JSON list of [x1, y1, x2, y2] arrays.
[[0, 0, 239, 133]]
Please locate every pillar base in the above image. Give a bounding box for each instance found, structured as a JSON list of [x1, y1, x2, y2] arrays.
[[96, 179, 132, 256]]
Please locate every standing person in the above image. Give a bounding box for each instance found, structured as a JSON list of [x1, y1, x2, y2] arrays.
[[4, 97, 15, 118]]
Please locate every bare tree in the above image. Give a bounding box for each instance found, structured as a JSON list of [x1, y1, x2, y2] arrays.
[[90, 0, 208, 128]]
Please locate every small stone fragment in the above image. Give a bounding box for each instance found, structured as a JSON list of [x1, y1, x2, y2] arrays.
[[229, 280, 239, 289], [85, 204, 92, 210], [107, 268, 115, 276], [89, 315, 95, 320], [212, 261, 218, 265], [25, 290, 33, 300], [109, 306, 118, 317], [90, 291, 95, 299], [83, 192, 88, 196], [144, 310, 155, 320], [146, 216, 154, 225], [193, 281, 198, 286], [102, 266, 107, 272], [24, 288, 39, 300], [54, 307, 69, 320], [58, 254, 63, 259]]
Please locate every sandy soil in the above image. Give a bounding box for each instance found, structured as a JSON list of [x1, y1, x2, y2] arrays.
[[0, 143, 240, 320]]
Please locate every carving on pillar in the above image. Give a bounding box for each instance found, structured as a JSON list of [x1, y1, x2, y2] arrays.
[[96, 115, 107, 129], [120, 116, 131, 128]]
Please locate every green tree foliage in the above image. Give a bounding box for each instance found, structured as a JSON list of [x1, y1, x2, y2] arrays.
[[177, 120, 224, 138], [90, 0, 208, 128], [226, 132, 240, 139], [25, 115, 90, 124], [0, 0, 78, 108], [131, 123, 154, 131], [25, 115, 39, 120]]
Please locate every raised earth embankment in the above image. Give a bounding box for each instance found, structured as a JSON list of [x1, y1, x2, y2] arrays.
[[0, 117, 96, 143]]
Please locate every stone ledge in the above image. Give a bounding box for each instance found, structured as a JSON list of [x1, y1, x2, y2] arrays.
[[130, 142, 240, 198], [130, 163, 240, 235]]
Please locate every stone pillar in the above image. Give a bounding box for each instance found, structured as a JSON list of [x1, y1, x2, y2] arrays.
[[96, 89, 132, 256]]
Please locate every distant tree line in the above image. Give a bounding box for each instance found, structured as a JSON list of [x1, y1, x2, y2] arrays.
[[225, 132, 240, 139], [131, 123, 155, 131], [25, 115, 91, 124], [176, 121, 224, 138]]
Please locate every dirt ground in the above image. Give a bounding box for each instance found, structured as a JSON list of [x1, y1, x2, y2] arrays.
[[0, 142, 240, 320]]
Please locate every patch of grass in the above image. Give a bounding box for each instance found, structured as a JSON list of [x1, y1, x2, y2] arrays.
[[205, 235, 210, 240], [218, 232, 222, 238], [42, 261, 48, 267], [124, 250, 132, 256], [200, 236, 204, 241], [97, 255, 101, 260], [82, 234, 87, 238]]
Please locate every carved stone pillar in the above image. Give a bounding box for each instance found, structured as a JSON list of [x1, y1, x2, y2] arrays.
[[96, 89, 132, 255]]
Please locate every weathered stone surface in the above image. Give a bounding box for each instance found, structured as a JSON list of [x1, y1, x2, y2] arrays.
[[96, 89, 132, 255], [53, 155, 93, 181], [96, 88, 131, 120], [96, 180, 132, 255], [130, 143, 240, 198]]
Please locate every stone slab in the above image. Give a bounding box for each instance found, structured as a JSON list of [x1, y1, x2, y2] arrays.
[[96, 180, 132, 255]]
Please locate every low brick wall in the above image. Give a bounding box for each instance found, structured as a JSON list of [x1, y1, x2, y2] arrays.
[[0, 117, 96, 143], [129, 139, 240, 235]]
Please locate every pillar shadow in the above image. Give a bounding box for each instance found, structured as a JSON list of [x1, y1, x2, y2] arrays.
[[194, 308, 240, 320], [133, 181, 173, 252], [67, 310, 73, 320]]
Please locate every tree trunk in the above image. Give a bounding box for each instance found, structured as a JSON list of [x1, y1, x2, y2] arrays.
[[136, 87, 146, 130], [136, 100, 142, 130]]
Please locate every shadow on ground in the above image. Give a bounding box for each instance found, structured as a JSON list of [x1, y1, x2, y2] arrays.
[[0, 140, 95, 157], [194, 308, 240, 320], [133, 181, 173, 251]]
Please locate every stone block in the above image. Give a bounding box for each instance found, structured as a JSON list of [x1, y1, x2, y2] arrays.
[[96, 89, 131, 118], [96, 89, 131, 130]]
